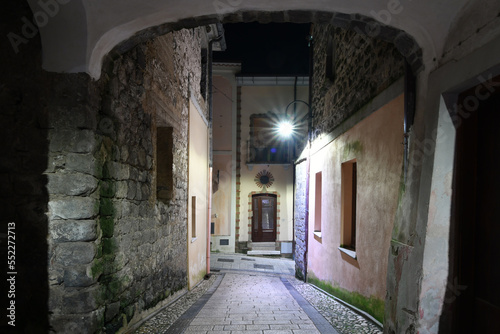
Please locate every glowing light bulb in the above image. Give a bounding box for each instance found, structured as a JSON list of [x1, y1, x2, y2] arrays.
[[278, 121, 294, 137]]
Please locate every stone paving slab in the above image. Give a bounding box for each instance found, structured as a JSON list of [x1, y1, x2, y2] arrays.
[[181, 272, 330, 333], [134, 253, 382, 334]]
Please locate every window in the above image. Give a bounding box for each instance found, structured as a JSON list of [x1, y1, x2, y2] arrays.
[[340, 160, 357, 257], [157, 127, 174, 202], [200, 48, 208, 100], [314, 172, 322, 239], [192, 196, 197, 238], [248, 114, 289, 163]]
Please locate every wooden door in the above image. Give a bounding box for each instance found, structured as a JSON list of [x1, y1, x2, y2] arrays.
[[252, 194, 277, 242], [447, 76, 500, 334]]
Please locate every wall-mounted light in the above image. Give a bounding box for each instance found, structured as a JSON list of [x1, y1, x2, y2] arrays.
[[277, 120, 294, 137], [276, 99, 310, 138]]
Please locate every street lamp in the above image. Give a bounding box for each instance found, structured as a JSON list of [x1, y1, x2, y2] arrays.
[[277, 120, 294, 137], [276, 99, 310, 138]]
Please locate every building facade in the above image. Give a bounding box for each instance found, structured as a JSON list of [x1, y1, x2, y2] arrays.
[[212, 66, 308, 255]]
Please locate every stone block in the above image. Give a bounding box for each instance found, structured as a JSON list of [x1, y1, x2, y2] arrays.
[[55, 242, 96, 266], [116, 181, 128, 198], [49, 197, 98, 220], [62, 286, 99, 313], [48, 173, 98, 196], [141, 183, 150, 199], [50, 129, 97, 153], [100, 180, 116, 198], [66, 153, 101, 176], [106, 161, 130, 180], [129, 166, 139, 181], [120, 145, 130, 162], [138, 171, 148, 182], [106, 301, 121, 322], [64, 265, 97, 287], [100, 198, 115, 216], [51, 220, 97, 242], [48, 105, 97, 130], [135, 183, 142, 200], [46, 154, 66, 173], [127, 181, 137, 200]]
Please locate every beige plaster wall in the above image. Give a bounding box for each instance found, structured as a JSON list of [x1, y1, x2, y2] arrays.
[[212, 154, 232, 236], [307, 94, 404, 299], [213, 76, 233, 151], [239, 85, 308, 242], [188, 100, 209, 289]]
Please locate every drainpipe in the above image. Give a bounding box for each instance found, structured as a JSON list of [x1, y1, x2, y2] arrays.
[[206, 26, 224, 276], [403, 60, 416, 181]]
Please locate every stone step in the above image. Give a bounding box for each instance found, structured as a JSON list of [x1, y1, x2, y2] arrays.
[[249, 242, 276, 250], [247, 250, 281, 256]]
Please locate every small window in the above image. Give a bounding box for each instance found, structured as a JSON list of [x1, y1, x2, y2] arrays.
[[192, 196, 197, 238], [314, 172, 322, 238], [341, 160, 357, 251], [200, 48, 208, 100], [157, 127, 174, 202]]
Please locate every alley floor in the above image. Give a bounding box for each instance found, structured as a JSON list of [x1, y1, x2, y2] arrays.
[[134, 254, 382, 334]]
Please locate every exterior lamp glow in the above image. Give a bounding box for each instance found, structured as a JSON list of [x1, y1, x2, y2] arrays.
[[276, 99, 310, 138], [278, 120, 294, 137]]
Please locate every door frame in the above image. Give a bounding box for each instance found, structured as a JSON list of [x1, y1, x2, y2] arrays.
[[251, 193, 277, 242]]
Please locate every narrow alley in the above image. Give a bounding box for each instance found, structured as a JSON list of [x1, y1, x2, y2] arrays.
[[135, 254, 382, 334], [2, 2, 500, 333]]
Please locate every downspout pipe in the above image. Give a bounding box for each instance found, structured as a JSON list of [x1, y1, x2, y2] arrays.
[[207, 27, 224, 276], [403, 60, 416, 181]]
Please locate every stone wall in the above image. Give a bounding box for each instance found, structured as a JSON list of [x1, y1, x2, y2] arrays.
[[45, 29, 206, 333], [293, 158, 308, 280], [311, 23, 405, 139], [0, 6, 206, 330]]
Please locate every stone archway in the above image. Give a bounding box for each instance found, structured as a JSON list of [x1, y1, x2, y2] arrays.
[[97, 10, 424, 81]]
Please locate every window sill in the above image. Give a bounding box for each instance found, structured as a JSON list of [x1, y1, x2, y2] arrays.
[[313, 231, 322, 242], [338, 246, 356, 259], [191, 237, 198, 243]]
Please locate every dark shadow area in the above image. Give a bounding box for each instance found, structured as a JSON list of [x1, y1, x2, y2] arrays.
[[0, 1, 49, 332], [440, 74, 500, 334]]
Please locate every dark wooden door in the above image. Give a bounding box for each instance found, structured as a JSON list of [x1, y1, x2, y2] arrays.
[[252, 194, 277, 242], [447, 76, 500, 334]]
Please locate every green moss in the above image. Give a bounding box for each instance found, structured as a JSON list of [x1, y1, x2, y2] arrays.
[[100, 180, 116, 198], [91, 258, 104, 279], [343, 140, 363, 160], [295, 267, 305, 281], [107, 278, 124, 297], [102, 238, 117, 255], [308, 273, 385, 323], [100, 198, 115, 216], [393, 167, 406, 238], [100, 217, 114, 238]]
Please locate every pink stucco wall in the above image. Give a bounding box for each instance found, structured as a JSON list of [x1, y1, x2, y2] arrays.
[[307, 94, 404, 300]]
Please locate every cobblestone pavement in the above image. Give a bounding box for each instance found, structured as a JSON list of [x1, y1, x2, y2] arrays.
[[134, 254, 382, 334]]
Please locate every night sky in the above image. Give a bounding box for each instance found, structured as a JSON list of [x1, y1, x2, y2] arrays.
[[213, 22, 311, 76]]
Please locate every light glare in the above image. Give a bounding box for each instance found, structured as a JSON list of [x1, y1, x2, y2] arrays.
[[278, 121, 294, 137]]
